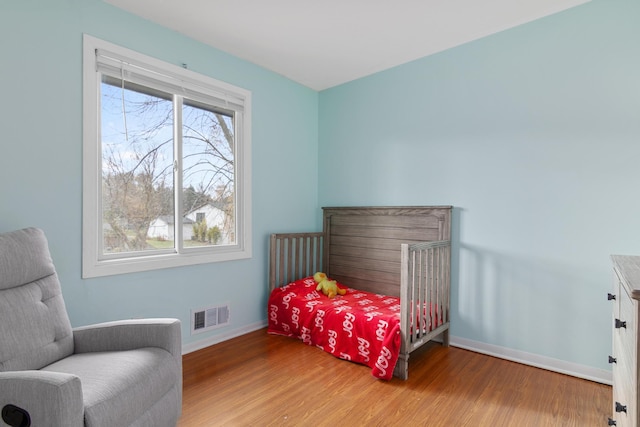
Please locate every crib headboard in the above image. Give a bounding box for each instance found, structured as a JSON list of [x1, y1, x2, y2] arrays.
[[269, 206, 452, 295], [322, 206, 452, 297]]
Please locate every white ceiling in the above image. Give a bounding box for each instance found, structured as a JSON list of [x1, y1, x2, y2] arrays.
[[105, 0, 590, 91]]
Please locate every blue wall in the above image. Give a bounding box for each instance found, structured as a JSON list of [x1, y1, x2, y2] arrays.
[[0, 0, 319, 347], [319, 0, 640, 371], [2, 0, 638, 374]]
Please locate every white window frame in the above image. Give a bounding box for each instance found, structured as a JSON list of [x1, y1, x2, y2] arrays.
[[82, 34, 252, 278]]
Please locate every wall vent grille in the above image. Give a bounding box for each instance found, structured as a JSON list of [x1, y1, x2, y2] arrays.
[[191, 303, 230, 334]]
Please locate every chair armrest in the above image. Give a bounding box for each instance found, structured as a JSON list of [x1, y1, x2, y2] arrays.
[[73, 318, 183, 417], [73, 318, 182, 359], [0, 371, 83, 427]]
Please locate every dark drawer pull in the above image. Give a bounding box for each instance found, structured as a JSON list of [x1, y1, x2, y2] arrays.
[[608, 293, 616, 301], [615, 319, 627, 329], [609, 355, 617, 364], [608, 417, 617, 426], [615, 402, 627, 413]]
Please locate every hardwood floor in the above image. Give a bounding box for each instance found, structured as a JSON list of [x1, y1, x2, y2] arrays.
[[179, 329, 611, 426]]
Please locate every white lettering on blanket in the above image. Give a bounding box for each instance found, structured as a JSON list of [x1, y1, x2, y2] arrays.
[[365, 311, 383, 321], [269, 304, 278, 324], [375, 346, 393, 377], [376, 319, 389, 341], [315, 309, 325, 332], [306, 300, 322, 312], [291, 306, 300, 329], [282, 292, 296, 309], [328, 329, 337, 353], [343, 312, 356, 337], [301, 326, 311, 344], [334, 305, 350, 314], [305, 291, 321, 300], [357, 337, 370, 362]]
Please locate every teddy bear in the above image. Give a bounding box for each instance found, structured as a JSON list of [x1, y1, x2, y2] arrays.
[[313, 272, 347, 299]]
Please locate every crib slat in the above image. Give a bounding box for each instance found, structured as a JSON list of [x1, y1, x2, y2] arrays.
[[400, 243, 410, 355], [402, 240, 450, 348], [269, 233, 324, 291]]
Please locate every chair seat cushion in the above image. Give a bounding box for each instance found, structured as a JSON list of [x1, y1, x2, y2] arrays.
[[42, 348, 179, 427]]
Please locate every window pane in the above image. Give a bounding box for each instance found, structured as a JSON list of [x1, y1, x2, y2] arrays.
[[100, 78, 175, 255], [182, 101, 235, 247]]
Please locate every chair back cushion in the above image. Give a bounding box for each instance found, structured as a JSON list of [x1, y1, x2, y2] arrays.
[[0, 228, 74, 371]]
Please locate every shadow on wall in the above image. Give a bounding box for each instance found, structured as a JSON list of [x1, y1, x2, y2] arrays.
[[451, 239, 602, 362]]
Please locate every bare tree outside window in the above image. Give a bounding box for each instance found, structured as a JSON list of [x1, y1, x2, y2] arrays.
[[83, 35, 251, 278], [100, 79, 235, 255], [182, 101, 236, 247]]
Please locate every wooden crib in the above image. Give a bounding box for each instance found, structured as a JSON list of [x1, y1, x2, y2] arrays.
[[268, 206, 452, 379]]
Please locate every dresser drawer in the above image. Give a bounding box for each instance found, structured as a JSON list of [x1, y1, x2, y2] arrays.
[[612, 381, 633, 426], [612, 343, 634, 426], [612, 283, 638, 426], [618, 286, 637, 360]]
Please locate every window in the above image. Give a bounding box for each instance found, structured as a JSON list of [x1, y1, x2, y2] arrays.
[[82, 35, 251, 278]]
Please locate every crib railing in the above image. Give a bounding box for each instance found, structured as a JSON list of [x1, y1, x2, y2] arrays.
[[400, 240, 451, 354], [269, 233, 324, 292]]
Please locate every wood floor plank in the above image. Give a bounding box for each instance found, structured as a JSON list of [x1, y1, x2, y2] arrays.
[[179, 328, 611, 426]]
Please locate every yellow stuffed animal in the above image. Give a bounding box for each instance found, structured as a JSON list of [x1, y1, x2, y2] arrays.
[[313, 272, 346, 299]]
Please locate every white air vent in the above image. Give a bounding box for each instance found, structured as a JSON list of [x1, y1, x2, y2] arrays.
[[191, 303, 230, 334]]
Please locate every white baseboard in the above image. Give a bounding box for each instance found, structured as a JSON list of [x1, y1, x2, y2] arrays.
[[181, 320, 267, 355], [450, 335, 612, 385], [181, 325, 612, 385]]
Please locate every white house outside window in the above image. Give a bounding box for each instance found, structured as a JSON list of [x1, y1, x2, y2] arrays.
[[82, 35, 252, 278]]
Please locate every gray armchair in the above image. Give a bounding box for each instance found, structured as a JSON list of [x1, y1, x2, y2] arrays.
[[0, 228, 182, 427]]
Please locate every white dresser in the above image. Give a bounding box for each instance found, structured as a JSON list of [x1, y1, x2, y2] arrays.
[[610, 255, 640, 427]]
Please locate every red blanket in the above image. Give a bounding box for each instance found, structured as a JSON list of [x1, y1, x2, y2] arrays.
[[268, 276, 402, 380]]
